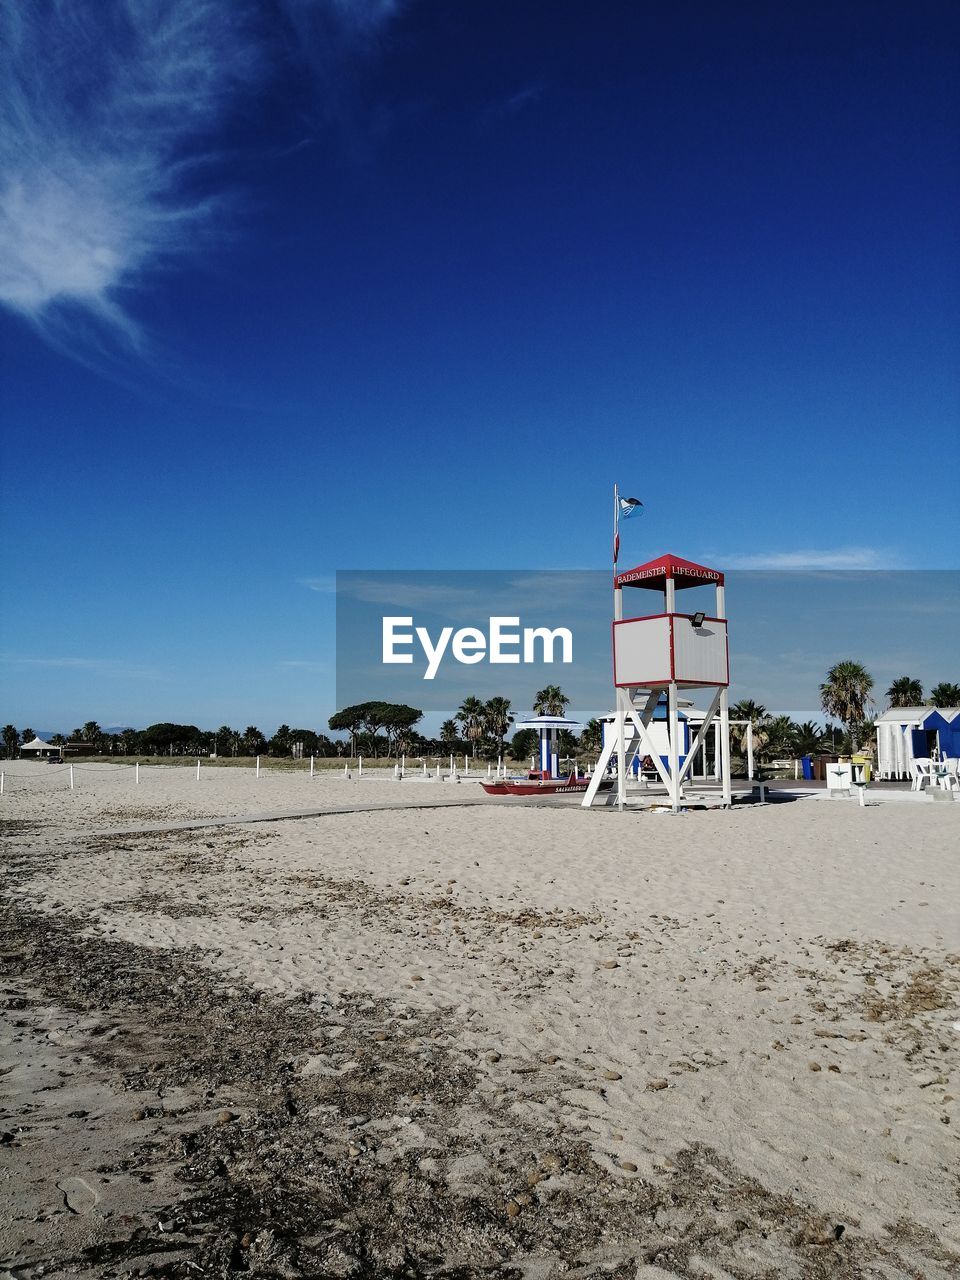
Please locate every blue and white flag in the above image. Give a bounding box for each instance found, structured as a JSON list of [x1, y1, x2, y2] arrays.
[[614, 492, 643, 564]]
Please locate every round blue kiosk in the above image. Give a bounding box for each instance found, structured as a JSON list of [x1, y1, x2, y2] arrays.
[[512, 715, 582, 779]]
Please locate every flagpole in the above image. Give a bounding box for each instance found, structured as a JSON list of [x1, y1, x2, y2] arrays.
[[613, 484, 625, 812], [613, 483, 622, 622]]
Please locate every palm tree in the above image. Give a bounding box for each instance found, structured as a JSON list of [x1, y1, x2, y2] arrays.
[[886, 676, 924, 708], [820, 661, 874, 751], [456, 696, 487, 748], [729, 699, 767, 756], [792, 721, 824, 757], [440, 719, 460, 748], [483, 696, 513, 757], [533, 685, 570, 716], [929, 682, 960, 707], [241, 725, 266, 756], [2, 725, 18, 758], [761, 715, 797, 762], [580, 718, 603, 753]]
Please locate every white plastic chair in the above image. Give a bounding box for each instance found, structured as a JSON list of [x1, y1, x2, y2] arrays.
[[937, 758, 959, 791], [910, 758, 933, 791]]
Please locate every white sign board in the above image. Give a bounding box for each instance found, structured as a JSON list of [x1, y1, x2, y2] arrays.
[[826, 762, 853, 794], [672, 617, 728, 685], [613, 616, 671, 686]]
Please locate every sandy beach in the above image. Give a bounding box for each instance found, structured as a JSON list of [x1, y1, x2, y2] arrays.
[[2, 765, 958, 1278]]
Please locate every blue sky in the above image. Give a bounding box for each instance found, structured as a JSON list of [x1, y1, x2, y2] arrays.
[[1, 1, 958, 734]]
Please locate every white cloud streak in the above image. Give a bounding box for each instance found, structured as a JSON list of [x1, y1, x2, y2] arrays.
[[0, 0, 402, 345], [0, 652, 163, 679], [717, 547, 904, 571]]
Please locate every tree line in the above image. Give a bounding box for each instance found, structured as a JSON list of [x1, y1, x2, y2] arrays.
[[325, 686, 574, 760], [0, 721, 341, 760], [4, 671, 956, 761]]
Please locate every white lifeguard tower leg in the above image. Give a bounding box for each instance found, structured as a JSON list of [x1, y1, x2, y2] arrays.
[[581, 733, 616, 807], [626, 696, 670, 780], [615, 686, 630, 809], [678, 688, 722, 788], [719, 687, 732, 806], [666, 684, 682, 809]]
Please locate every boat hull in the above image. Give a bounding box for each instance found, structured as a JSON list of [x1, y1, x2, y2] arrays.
[[480, 777, 612, 797]]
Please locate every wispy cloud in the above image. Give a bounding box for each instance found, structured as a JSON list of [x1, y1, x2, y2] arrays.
[[0, 1, 404, 348], [336, 577, 479, 609], [717, 547, 905, 571], [0, 652, 163, 679], [484, 82, 544, 122]]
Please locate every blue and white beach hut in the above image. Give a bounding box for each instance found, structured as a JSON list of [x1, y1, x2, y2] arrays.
[[512, 715, 582, 779], [875, 706, 960, 779]]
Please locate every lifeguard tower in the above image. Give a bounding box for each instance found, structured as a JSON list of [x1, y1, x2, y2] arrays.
[[582, 553, 732, 811]]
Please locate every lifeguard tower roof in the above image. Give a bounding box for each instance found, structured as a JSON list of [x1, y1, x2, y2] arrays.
[[615, 552, 724, 591]]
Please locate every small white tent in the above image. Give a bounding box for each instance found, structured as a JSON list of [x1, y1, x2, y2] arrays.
[[20, 735, 60, 758]]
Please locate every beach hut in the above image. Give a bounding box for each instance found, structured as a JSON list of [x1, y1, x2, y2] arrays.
[[20, 735, 60, 759], [875, 706, 960, 779]]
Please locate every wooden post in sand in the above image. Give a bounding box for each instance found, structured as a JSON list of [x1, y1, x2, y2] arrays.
[[0, 772, 4, 796], [310, 755, 315, 778], [196, 757, 201, 781], [135, 762, 140, 785], [255, 755, 261, 778], [358, 756, 363, 777], [69, 765, 75, 790]]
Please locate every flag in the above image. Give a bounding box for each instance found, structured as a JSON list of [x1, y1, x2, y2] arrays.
[[613, 492, 643, 565]]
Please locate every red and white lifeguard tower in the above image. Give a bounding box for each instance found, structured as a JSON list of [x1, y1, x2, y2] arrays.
[[582, 552, 732, 811]]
